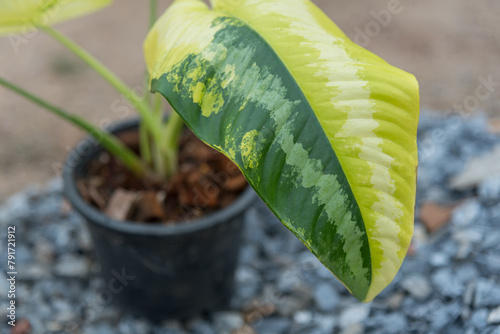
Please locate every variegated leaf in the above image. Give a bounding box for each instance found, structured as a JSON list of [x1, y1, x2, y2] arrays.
[[145, 0, 419, 302], [0, 0, 112, 36]]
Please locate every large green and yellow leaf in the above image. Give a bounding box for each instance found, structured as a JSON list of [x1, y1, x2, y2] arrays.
[[0, 0, 112, 36], [145, 0, 419, 302]]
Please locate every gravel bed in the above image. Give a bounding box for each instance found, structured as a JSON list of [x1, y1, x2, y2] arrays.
[[1, 112, 500, 333]]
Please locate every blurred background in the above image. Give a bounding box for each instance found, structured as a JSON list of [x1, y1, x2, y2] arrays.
[[1, 0, 499, 201]]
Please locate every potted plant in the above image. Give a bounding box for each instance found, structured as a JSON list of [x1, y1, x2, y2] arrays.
[[0, 0, 419, 320]]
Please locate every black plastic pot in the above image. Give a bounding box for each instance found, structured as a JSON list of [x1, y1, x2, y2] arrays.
[[62, 119, 257, 321]]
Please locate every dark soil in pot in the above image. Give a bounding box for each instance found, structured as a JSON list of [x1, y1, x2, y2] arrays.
[[62, 119, 257, 321], [77, 123, 248, 223]]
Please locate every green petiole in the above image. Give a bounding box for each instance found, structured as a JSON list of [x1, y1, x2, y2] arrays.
[[0, 77, 154, 180]]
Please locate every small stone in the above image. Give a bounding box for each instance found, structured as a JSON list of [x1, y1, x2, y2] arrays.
[[450, 144, 500, 190], [429, 308, 454, 332], [275, 283, 312, 317], [213, 312, 245, 334], [453, 228, 483, 245], [0, 273, 7, 295], [234, 266, 261, 301], [293, 310, 313, 325], [117, 317, 152, 334], [487, 306, 500, 325], [455, 263, 479, 285], [482, 253, 500, 272], [231, 325, 256, 334], [18, 264, 51, 281], [490, 204, 500, 224], [76, 229, 93, 251], [371, 313, 408, 334], [419, 202, 453, 232], [407, 300, 437, 321], [341, 323, 364, 334], [401, 275, 432, 300], [463, 281, 476, 306], [443, 239, 461, 256], [313, 283, 339, 312], [339, 304, 370, 329], [37, 194, 64, 218], [298, 251, 321, 272], [442, 325, 467, 334], [43, 322, 64, 332], [15, 245, 34, 263], [431, 268, 465, 297], [242, 297, 276, 324], [469, 309, 489, 330], [47, 224, 77, 251], [276, 267, 301, 293], [239, 244, 259, 264], [479, 176, 500, 202], [54, 255, 89, 278], [447, 302, 462, 319], [51, 298, 75, 318], [431, 268, 464, 297], [25, 318, 46, 334], [429, 252, 450, 267], [86, 307, 120, 324], [84, 323, 115, 334], [482, 231, 500, 249], [425, 186, 451, 203], [451, 198, 482, 227], [187, 319, 215, 334], [474, 279, 500, 307], [244, 208, 268, 243], [255, 317, 291, 334], [455, 242, 473, 260], [385, 292, 405, 310], [314, 315, 337, 333], [154, 321, 188, 334], [34, 241, 56, 263], [55, 310, 77, 323], [3, 192, 30, 221]]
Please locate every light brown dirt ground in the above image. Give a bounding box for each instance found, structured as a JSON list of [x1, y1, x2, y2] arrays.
[[1, 0, 499, 201]]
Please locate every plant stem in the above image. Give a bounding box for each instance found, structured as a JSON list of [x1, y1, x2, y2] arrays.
[[146, 0, 184, 180], [40, 25, 186, 182], [149, 0, 158, 29], [163, 111, 185, 178], [139, 0, 158, 167], [40, 26, 162, 146], [139, 122, 152, 164], [153, 92, 163, 115], [0, 77, 154, 179]]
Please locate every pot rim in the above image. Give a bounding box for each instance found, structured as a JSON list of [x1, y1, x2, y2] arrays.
[[62, 118, 257, 236]]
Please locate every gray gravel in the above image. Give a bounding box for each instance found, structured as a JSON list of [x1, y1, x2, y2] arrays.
[[2, 112, 500, 333]]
